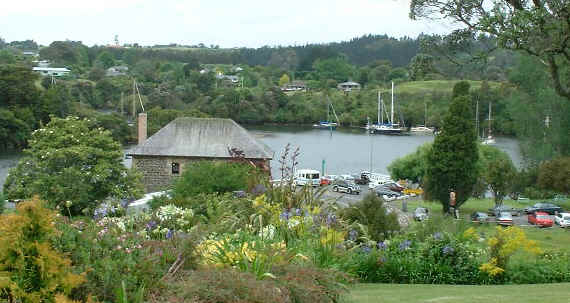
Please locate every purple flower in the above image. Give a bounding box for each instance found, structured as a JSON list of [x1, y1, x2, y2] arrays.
[[120, 199, 129, 208], [280, 210, 291, 221], [166, 229, 174, 239], [294, 208, 302, 216], [349, 230, 358, 241], [433, 232, 443, 240], [377, 241, 387, 250], [361, 245, 371, 254], [442, 245, 454, 255], [325, 213, 337, 226], [252, 184, 267, 195], [399, 240, 412, 251], [146, 220, 157, 231]]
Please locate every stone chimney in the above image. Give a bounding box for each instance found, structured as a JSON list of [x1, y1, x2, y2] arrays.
[[138, 113, 147, 145]]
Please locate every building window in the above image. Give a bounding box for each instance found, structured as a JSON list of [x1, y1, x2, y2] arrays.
[[171, 162, 180, 175]]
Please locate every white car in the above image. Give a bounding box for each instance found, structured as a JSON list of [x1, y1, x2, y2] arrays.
[[554, 212, 570, 228]]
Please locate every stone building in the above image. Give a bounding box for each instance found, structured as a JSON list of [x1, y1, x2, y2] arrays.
[[128, 116, 273, 192]]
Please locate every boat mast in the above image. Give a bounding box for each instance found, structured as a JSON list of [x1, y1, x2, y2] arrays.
[[390, 81, 394, 125], [378, 90, 382, 125], [424, 100, 427, 127]]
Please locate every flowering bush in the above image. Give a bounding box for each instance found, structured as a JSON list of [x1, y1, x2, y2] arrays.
[[479, 226, 543, 279]]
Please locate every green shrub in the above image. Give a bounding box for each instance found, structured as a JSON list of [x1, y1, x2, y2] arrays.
[[0, 198, 86, 302], [172, 161, 254, 198], [338, 193, 400, 242], [507, 253, 570, 284]]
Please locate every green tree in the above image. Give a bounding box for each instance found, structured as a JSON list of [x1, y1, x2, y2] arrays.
[[3, 116, 143, 215], [409, 53, 436, 80], [313, 57, 355, 82], [278, 73, 290, 86], [410, 0, 570, 100], [484, 156, 517, 206], [537, 157, 570, 194], [425, 81, 479, 213], [0, 109, 30, 150], [95, 50, 115, 69], [388, 143, 432, 183]]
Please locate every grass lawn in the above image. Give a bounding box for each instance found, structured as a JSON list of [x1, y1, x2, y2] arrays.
[[398, 198, 570, 252], [348, 283, 570, 303], [394, 80, 502, 95]]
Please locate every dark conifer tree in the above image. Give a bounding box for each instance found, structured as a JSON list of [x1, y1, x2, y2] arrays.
[[425, 81, 479, 212]]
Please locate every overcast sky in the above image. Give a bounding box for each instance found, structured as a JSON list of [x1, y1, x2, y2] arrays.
[[1, 0, 456, 48]]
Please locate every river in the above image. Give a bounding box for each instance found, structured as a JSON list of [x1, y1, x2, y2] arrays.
[[0, 126, 522, 190]]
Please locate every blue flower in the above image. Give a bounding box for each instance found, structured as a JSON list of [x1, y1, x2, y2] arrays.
[[361, 245, 371, 254], [280, 210, 291, 221], [325, 213, 337, 226], [294, 208, 302, 216], [442, 245, 454, 255], [120, 199, 129, 208], [399, 240, 412, 251], [377, 241, 387, 250], [348, 230, 358, 241], [433, 232, 443, 240], [166, 229, 174, 239]]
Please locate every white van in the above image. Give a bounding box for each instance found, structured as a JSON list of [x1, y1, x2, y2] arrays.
[[294, 169, 321, 187], [361, 171, 393, 189]]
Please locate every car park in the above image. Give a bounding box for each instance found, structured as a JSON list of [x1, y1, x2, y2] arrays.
[[497, 212, 514, 226], [413, 207, 429, 221], [488, 205, 521, 216], [331, 180, 361, 195], [471, 212, 490, 223], [320, 175, 338, 186], [524, 203, 563, 215], [528, 211, 554, 227], [554, 212, 570, 228]]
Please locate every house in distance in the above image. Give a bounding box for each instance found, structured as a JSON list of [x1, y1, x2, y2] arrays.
[[128, 116, 273, 192]]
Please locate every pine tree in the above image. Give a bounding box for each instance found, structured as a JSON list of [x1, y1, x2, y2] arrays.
[[425, 81, 478, 213]]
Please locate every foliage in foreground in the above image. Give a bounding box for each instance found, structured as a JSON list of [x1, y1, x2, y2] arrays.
[[0, 198, 86, 302], [154, 265, 352, 303], [3, 116, 143, 215]]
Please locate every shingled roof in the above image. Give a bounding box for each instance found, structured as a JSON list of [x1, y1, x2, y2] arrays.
[[128, 117, 273, 159]]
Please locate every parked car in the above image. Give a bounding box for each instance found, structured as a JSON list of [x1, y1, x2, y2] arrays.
[[413, 207, 429, 221], [331, 180, 361, 195], [497, 212, 514, 226], [320, 175, 338, 186], [471, 212, 490, 223], [554, 212, 570, 228], [528, 211, 554, 227], [524, 202, 563, 215], [382, 182, 405, 192], [488, 205, 521, 217], [375, 186, 402, 198]]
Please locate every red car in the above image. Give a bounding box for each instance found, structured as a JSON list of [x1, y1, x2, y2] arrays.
[[528, 211, 554, 227]]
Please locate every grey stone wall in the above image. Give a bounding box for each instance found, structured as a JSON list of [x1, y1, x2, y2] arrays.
[[133, 156, 270, 193]]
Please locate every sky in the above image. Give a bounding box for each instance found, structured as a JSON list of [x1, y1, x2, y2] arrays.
[[0, 0, 456, 48]]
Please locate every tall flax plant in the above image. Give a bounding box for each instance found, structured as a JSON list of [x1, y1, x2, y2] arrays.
[[264, 144, 326, 210]]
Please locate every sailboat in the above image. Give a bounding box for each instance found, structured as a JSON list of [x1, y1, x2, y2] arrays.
[[482, 101, 496, 145], [313, 100, 340, 129], [410, 101, 434, 134], [369, 82, 405, 135]]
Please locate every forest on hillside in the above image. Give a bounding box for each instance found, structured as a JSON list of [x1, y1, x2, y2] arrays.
[[0, 33, 568, 162]]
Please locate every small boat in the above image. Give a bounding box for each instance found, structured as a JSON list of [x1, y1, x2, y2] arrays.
[[410, 125, 435, 133], [481, 101, 496, 145], [368, 83, 406, 135], [314, 100, 340, 129], [313, 121, 338, 129]]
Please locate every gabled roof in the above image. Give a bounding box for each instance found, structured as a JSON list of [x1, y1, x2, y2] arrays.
[[128, 117, 273, 159]]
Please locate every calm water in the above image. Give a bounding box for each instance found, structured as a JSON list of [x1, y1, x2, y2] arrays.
[[246, 125, 523, 178], [0, 126, 522, 189]]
